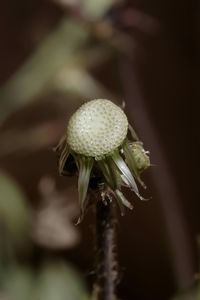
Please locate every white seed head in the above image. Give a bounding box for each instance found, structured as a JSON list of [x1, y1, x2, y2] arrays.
[[67, 99, 128, 157]]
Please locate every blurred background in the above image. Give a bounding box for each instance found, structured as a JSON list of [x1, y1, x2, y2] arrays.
[[0, 0, 199, 299]]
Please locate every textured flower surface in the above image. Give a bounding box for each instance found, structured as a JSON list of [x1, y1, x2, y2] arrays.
[[55, 99, 150, 222], [67, 99, 128, 157]]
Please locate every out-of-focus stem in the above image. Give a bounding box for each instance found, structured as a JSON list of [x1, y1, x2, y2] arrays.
[[119, 57, 195, 288], [93, 197, 118, 300]]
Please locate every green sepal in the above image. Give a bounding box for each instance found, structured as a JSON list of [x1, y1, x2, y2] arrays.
[[114, 189, 133, 215], [97, 158, 134, 215], [58, 144, 70, 175], [77, 155, 94, 223], [112, 149, 139, 195], [97, 158, 118, 191], [122, 139, 146, 189]]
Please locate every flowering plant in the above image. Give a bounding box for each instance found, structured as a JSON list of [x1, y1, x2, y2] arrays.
[[55, 99, 150, 222]]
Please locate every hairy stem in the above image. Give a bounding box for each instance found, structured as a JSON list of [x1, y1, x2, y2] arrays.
[[93, 196, 118, 300]]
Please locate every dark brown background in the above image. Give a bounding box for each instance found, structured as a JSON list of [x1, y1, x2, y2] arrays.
[[0, 0, 199, 299]]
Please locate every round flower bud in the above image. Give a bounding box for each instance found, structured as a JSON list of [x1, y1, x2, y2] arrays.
[[67, 99, 128, 157], [130, 143, 150, 172]]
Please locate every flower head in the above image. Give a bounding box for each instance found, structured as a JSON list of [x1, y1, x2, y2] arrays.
[[55, 99, 150, 222], [67, 99, 128, 157]]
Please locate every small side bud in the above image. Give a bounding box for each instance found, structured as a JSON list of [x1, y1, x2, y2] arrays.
[[129, 143, 150, 173]]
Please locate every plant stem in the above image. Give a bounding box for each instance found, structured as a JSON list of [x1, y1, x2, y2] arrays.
[[93, 196, 118, 300]]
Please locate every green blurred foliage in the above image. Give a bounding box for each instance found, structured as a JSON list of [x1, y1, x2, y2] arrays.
[[0, 19, 89, 123], [0, 0, 118, 297], [172, 278, 200, 300], [0, 0, 131, 299], [2, 265, 35, 300], [1, 262, 90, 300], [0, 172, 90, 299], [82, 0, 115, 21], [35, 261, 89, 300], [0, 171, 29, 247]]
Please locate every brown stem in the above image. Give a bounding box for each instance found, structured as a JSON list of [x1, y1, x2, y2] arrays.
[[93, 196, 118, 300]]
